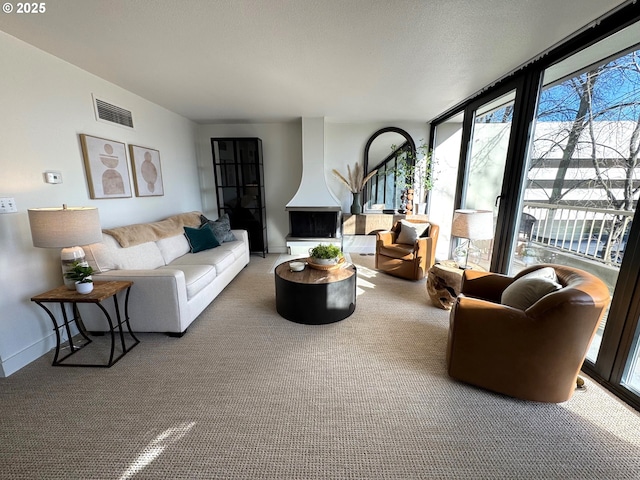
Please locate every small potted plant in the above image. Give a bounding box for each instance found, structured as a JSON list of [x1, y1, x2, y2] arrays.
[[309, 244, 343, 265], [65, 261, 95, 294]]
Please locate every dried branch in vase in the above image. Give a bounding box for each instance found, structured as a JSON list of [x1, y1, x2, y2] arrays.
[[332, 162, 377, 193]]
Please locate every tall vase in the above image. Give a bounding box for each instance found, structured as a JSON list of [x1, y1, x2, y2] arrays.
[[350, 192, 362, 214]]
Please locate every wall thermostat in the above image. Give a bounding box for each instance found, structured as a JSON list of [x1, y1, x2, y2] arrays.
[[44, 171, 62, 184]]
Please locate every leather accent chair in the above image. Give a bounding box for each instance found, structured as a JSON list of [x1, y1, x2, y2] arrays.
[[375, 219, 439, 281], [446, 264, 610, 403]]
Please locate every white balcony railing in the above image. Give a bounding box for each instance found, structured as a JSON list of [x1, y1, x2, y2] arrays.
[[522, 202, 634, 266]]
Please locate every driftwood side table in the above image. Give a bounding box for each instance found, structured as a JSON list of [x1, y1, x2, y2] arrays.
[[426, 261, 485, 310]]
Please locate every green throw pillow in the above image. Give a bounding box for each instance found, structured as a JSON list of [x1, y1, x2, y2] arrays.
[[200, 214, 237, 243], [184, 224, 220, 253]]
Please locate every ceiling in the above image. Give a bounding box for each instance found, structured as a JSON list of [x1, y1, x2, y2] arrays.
[[0, 0, 630, 124]]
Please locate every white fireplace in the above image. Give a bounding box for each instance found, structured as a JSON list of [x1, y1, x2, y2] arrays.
[[285, 117, 343, 255]]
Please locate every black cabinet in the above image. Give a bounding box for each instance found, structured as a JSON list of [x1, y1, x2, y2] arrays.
[[212, 138, 267, 256]]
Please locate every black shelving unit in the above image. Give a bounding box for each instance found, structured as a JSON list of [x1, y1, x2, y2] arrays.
[[211, 138, 267, 257]]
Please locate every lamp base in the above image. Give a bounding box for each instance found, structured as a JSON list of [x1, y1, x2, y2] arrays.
[[453, 240, 481, 270], [61, 246, 86, 289]]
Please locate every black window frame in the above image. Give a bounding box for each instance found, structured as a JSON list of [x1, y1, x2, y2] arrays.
[[428, 2, 640, 411]]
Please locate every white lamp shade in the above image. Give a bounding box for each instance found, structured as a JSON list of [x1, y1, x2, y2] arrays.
[[451, 209, 494, 240], [28, 206, 103, 248]]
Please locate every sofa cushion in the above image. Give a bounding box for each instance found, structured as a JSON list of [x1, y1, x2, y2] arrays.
[[501, 267, 562, 310], [170, 247, 236, 275], [397, 220, 430, 244], [201, 214, 237, 242], [157, 234, 191, 264], [184, 224, 220, 253], [216, 238, 247, 260], [84, 233, 165, 272], [158, 264, 217, 299]]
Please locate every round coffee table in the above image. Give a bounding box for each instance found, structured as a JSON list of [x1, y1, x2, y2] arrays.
[[274, 258, 357, 324]]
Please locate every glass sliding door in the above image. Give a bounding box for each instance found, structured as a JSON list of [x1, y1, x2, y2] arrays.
[[429, 112, 463, 261], [510, 22, 640, 367], [429, 4, 640, 410], [459, 91, 517, 270], [624, 321, 640, 394]]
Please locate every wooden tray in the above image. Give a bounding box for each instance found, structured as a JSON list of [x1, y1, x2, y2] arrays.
[[307, 256, 346, 271]]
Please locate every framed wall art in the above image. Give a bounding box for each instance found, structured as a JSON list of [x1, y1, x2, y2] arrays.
[[129, 145, 164, 197], [80, 134, 132, 199]]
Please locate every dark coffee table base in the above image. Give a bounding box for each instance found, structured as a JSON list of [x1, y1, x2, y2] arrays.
[[274, 261, 357, 325]]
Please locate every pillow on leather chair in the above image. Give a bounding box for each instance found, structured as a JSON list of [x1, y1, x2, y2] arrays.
[[501, 267, 562, 310], [396, 220, 430, 244]]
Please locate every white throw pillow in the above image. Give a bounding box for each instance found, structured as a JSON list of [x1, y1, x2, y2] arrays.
[[501, 267, 562, 310], [396, 220, 430, 244]]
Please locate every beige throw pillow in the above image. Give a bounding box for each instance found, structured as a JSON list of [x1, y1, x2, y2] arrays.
[[396, 220, 430, 244], [501, 267, 562, 310]]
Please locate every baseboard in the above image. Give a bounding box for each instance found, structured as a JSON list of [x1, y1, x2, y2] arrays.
[[0, 332, 56, 377]]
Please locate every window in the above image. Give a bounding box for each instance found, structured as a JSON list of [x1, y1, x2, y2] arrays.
[[429, 3, 640, 410]]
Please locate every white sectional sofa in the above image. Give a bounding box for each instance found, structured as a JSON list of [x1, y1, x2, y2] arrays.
[[79, 211, 250, 336]]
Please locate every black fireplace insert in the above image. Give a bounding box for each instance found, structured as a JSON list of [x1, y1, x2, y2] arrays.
[[288, 210, 342, 239]]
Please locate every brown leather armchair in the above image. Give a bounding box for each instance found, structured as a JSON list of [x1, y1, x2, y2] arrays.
[[375, 219, 439, 281], [446, 264, 610, 403]]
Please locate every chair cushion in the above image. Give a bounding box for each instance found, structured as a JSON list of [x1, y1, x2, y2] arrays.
[[396, 220, 430, 244], [379, 244, 416, 260], [501, 267, 562, 310]]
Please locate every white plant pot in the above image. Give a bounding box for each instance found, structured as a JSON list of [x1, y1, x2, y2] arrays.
[[75, 282, 94, 294], [311, 257, 339, 265]]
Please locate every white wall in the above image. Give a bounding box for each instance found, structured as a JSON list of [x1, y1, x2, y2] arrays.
[[197, 121, 303, 253], [196, 120, 429, 253], [0, 32, 201, 376]]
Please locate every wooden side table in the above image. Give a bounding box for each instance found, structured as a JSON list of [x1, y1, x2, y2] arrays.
[[426, 261, 485, 310], [31, 281, 139, 367]]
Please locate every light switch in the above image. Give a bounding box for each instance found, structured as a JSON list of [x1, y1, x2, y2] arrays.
[[0, 197, 17, 213]]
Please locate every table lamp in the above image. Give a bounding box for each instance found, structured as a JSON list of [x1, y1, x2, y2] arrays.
[[451, 209, 494, 269], [28, 205, 103, 288]]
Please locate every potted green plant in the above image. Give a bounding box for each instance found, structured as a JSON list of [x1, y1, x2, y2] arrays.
[[389, 139, 436, 214], [65, 261, 95, 294], [308, 244, 343, 265]]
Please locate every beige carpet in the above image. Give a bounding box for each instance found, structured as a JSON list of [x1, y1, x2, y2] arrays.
[[1, 254, 640, 479]]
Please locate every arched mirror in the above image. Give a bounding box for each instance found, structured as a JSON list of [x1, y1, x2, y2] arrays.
[[363, 127, 416, 213]]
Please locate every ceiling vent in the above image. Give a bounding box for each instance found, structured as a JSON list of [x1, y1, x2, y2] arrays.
[[93, 96, 134, 128]]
